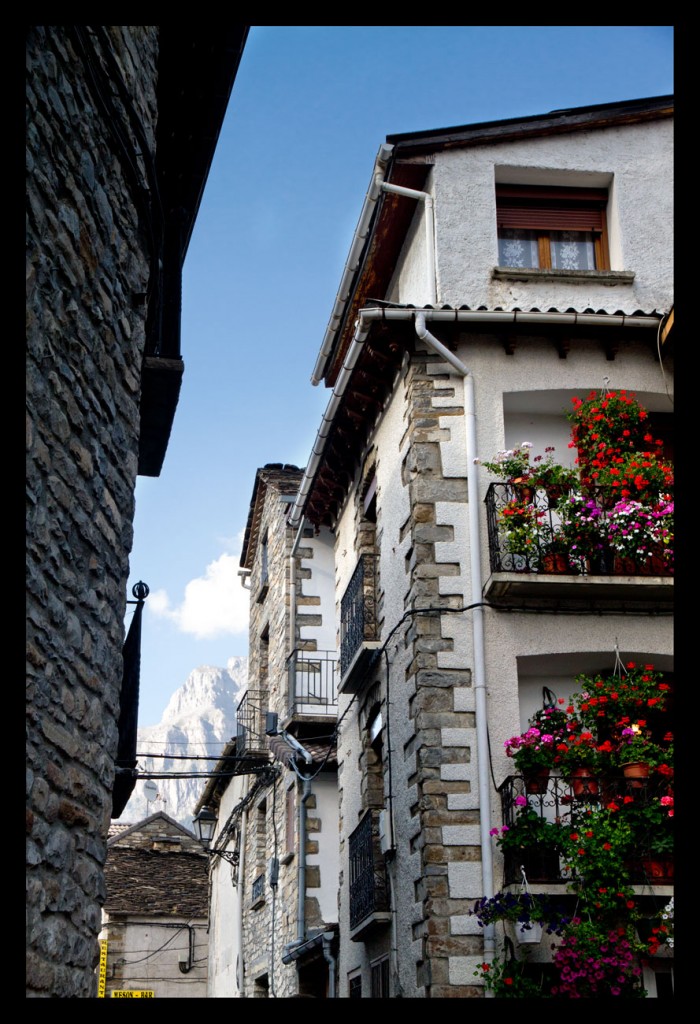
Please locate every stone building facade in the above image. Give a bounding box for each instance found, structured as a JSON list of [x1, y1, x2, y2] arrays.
[[288, 96, 674, 996], [100, 813, 209, 998], [26, 25, 248, 997], [196, 465, 339, 997]]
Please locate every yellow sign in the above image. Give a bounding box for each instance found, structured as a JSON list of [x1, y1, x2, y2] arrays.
[[112, 991, 155, 998], [97, 941, 108, 998]]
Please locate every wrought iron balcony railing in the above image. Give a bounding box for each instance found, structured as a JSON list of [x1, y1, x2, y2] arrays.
[[485, 482, 673, 577], [348, 809, 389, 932], [286, 649, 338, 718], [340, 553, 379, 681], [235, 688, 269, 758], [498, 774, 674, 887]]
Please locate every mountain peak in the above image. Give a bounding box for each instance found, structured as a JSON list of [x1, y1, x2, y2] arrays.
[[118, 658, 248, 829]]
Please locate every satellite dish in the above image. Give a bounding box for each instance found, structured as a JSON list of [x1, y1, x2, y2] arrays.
[[143, 780, 158, 802]]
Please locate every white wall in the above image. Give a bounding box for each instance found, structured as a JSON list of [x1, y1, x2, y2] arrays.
[[390, 118, 673, 316], [206, 773, 248, 997]]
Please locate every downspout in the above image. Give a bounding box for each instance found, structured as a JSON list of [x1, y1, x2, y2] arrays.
[[414, 312, 496, 968], [236, 790, 248, 995], [297, 777, 313, 944], [322, 931, 337, 998]]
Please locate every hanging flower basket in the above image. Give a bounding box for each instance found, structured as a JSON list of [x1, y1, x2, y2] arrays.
[[514, 920, 543, 945]]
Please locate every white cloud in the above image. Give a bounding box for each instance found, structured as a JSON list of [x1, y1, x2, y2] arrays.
[[148, 553, 250, 639]]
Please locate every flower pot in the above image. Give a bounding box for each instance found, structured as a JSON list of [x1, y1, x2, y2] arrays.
[[621, 761, 650, 788], [641, 857, 674, 882], [542, 552, 568, 574], [614, 555, 637, 575], [524, 768, 550, 794], [544, 486, 564, 508], [514, 483, 535, 502], [514, 921, 543, 945], [570, 767, 599, 798]]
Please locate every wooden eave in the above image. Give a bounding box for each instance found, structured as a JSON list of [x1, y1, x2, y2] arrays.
[[385, 96, 673, 157]]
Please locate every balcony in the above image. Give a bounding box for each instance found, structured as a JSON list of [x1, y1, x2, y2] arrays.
[[348, 810, 390, 940], [235, 688, 270, 761], [286, 649, 338, 719], [498, 774, 673, 893], [483, 483, 673, 611], [340, 553, 381, 693]]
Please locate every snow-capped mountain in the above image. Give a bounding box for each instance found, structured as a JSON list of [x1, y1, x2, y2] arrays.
[[117, 657, 248, 830]]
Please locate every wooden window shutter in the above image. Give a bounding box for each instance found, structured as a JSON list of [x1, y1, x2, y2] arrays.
[[496, 184, 607, 232]]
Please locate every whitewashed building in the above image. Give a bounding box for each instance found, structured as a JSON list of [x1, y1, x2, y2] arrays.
[[287, 95, 674, 997]]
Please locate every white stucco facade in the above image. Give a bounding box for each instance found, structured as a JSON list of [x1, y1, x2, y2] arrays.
[[388, 118, 672, 316], [324, 101, 673, 997]]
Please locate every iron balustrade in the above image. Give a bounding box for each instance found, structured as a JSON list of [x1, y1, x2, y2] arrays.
[[485, 482, 673, 577], [348, 810, 388, 930], [498, 774, 673, 886], [286, 649, 339, 718], [235, 688, 268, 757], [340, 553, 379, 678]]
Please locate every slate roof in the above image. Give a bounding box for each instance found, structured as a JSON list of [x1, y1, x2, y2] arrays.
[[104, 812, 209, 917], [104, 847, 209, 917]]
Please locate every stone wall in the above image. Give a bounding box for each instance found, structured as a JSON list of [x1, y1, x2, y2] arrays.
[[26, 26, 158, 997]]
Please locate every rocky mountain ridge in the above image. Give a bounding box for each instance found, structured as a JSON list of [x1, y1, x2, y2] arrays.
[[117, 657, 248, 830]]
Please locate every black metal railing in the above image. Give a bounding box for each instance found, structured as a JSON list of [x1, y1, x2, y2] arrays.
[[348, 810, 388, 930], [287, 649, 338, 717], [485, 482, 673, 577], [340, 553, 379, 678], [498, 774, 673, 887], [235, 688, 268, 757]]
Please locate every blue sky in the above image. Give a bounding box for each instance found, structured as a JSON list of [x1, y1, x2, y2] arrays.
[[127, 25, 674, 726]]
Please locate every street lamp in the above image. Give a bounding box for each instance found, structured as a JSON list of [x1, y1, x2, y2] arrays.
[[193, 805, 239, 867], [193, 805, 217, 845]]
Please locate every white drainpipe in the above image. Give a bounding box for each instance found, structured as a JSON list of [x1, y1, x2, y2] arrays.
[[236, 789, 248, 995]]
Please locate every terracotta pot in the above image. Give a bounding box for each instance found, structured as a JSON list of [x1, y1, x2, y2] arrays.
[[524, 768, 550, 794], [614, 555, 637, 575], [542, 552, 568, 574], [514, 482, 535, 502], [570, 767, 599, 797], [544, 486, 564, 508], [641, 857, 674, 882], [622, 761, 650, 788]]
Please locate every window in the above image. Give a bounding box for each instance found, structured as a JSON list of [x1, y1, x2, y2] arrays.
[[257, 532, 269, 602], [496, 185, 609, 271], [370, 955, 390, 998], [348, 972, 362, 998]]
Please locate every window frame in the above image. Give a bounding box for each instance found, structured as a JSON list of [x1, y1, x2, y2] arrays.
[[496, 184, 610, 271]]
